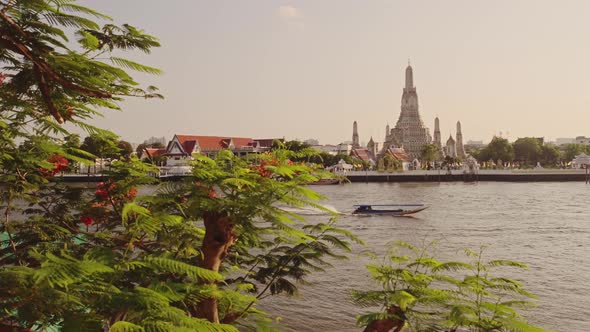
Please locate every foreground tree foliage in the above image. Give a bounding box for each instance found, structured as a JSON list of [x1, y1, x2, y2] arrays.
[[1, 1, 359, 331], [351, 242, 547, 332]]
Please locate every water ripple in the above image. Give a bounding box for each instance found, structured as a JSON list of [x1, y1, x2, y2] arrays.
[[260, 182, 590, 331]]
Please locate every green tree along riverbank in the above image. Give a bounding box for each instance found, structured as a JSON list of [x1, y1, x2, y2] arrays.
[[1, 1, 545, 331]]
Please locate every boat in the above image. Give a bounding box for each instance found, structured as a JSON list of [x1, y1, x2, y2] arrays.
[[352, 204, 427, 216], [308, 178, 340, 185]]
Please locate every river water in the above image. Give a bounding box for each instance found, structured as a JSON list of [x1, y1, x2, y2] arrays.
[[259, 182, 590, 332]]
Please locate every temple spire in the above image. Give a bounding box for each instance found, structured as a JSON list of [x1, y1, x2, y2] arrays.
[[456, 121, 465, 158], [367, 136, 376, 157], [434, 117, 441, 147], [433, 117, 444, 160], [352, 121, 360, 148], [405, 61, 414, 89]]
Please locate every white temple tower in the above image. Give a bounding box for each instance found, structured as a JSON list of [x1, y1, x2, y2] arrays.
[[433, 117, 445, 160], [456, 121, 465, 158], [446, 134, 457, 158]]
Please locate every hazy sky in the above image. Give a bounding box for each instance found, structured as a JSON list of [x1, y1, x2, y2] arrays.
[[80, 0, 590, 145]]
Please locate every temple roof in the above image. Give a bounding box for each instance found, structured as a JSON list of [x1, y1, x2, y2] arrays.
[[386, 147, 412, 162], [351, 148, 372, 161]]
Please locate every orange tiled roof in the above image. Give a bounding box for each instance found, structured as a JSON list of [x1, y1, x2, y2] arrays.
[[174, 135, 254, 153], [386, 147, 412, 162], [144, 148, 166, 158]]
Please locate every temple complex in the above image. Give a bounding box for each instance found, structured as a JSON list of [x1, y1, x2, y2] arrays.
[[381, 62, 432, 159], [347, 62, 468, 166]]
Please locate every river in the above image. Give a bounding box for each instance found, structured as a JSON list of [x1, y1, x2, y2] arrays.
[[258, 182, 590, 331]]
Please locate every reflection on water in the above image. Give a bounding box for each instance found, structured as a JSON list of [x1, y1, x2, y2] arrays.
[[259, 182, 590, 331]]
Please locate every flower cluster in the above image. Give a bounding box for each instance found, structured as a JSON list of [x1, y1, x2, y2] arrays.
[[254, 159, 297, 178], [80, 215, 94, 227], [95, 180, 115, 201], [194, 182, 217, 199], [0, 72, 5, 84], [40, 155, 69, 177], [95, 180, 138, 205], [255, 159, 279, 178]]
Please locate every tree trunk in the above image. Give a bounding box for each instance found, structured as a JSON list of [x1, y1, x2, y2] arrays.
[[195, 211, 236, 323], [363, 306, 405, 332]]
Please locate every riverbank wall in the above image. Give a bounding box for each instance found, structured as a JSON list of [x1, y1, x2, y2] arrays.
[[55, 169, 589, 183], [344, 169, 590, 182]]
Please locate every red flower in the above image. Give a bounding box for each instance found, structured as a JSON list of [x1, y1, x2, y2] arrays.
[[95, 180, 116, 201], [124, 187, 138, 201], [0, 72, 5, 84], [256, 160, 277, 178], [209, 187, 216, 198], [80, 216, 93, 227], [39, 154, 69, 177]]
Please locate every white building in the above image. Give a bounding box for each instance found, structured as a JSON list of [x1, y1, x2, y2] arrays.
[[336, 143, 352, 155], [311, 144, 338, 155], [572, 153, 590, 168]]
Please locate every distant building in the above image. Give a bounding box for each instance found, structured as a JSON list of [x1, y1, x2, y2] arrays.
[[252, 138, 278, 149], [304, 138, 319, 146], [445, 135, 457, 158], [311, 144, 338, 155], [572, 153, 590, 168], [555, 138, 575, 146], [466, 140, 485, 147], [575, 136, 590, 145], [336, 143, 352, 155]]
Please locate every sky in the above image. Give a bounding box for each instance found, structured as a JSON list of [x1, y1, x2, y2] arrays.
[[79, 0, 590, 145]]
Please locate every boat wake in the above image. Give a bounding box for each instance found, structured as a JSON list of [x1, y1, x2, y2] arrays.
[[279, 204, 339, 216]]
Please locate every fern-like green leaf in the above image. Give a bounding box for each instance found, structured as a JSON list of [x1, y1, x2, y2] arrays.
[[110, 57, 163, 74]]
